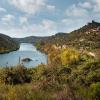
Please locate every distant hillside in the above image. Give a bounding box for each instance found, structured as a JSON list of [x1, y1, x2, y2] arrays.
[[14, 36, 48, 43], [14, 32, 68, 46], [42, 32, 68, 45], [0, 33, 19, 54]]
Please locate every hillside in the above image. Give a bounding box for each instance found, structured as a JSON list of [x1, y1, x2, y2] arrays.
[[0, 33, 19, 54], [42, 21, 100, 51], [14, 36, 48, 43], [65, 20, 100, 50]]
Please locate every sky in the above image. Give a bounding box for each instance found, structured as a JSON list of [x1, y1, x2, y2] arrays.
[[0, 0, 100, 37]]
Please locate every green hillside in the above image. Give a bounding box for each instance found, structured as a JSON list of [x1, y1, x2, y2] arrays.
[[0, 33, 19, 54]]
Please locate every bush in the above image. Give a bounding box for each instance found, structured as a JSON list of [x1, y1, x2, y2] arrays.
[[0, 65, 31, 85], [60, 48, 80, 65], [90, 82, 100, 100], [48, 48, 80, 66]]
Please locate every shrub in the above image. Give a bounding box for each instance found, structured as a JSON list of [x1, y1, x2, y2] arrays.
[[48, 48, 80, 66], [60, 48, 80, 65], [90, 82, 100, 100], [0, 65, 31, 85]]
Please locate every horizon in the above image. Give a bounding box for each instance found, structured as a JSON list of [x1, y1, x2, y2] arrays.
[[0, 0, 100, 38], [0, 20, 97, 38]]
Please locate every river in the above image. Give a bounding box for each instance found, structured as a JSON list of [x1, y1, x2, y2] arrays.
[[0, 43, 47, 68]]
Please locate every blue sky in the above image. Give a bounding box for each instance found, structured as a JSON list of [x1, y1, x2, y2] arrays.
[[0, 0, 100, 37]]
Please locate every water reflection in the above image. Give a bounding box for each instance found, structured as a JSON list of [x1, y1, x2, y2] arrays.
[[0, 43, 47, 68]]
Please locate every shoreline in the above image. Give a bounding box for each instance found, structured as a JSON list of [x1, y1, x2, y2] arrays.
[[0, 46, 20, 54]]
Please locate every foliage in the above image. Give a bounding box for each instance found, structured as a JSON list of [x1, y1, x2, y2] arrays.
[[0, 33, 19, 54], [90, 82, 100, 100], [0, 44, 100, 99], [60, 48, 80, 65], [0, 65, 31, 85]]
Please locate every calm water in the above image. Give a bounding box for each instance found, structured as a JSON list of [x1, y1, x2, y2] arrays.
[[0, 43, 47, 68]]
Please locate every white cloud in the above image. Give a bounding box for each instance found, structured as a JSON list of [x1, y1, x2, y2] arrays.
[[78, 2, 92, 9], [65, 5, 88, 18], [8, 0, 45, 15], [62, 19, 74, 25], [22, 19, 56, 34], [46, 5, 55, 11], [92, 0, 100, 12], [2, 14, 15, 23], [0, 7, 6, 12], [78, 0, 100, 13], [0, 19, 57, 37], [19, 17, 28, 24], [8, 0, 55, 15], [41, 19, 56, 31]]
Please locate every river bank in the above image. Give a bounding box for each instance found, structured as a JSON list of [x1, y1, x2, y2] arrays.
[[0, 46, 20, 54]]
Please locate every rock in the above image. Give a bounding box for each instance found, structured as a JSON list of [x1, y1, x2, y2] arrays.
[[21, 58, 32, 62]]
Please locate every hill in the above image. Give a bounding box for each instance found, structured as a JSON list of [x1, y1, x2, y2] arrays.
[[14, 36, 48, 43], [42, 21, 100, 51], [65, 20, 100, 50], [0, 33, 19, 54]]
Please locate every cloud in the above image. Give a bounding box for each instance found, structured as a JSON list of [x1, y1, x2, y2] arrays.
[[2, 14, 15, 23], [19, 16, 28, 24], [92, 0, 100, 12], [77, 0, 100, 20], [46, 5, 55, 11], [62, 19, 74, 25], [20, 19, 56, 35], [8, 0, 55, 15], [65, 5, 88, 18], [78, 0, 100, 13], [8, 0, 45, 15], [0, 19, 57, 37], [78, 2, 92, 9], [65, 0, 100, 19], [0, 7, 6, 12], [41, 19, 56, 31]]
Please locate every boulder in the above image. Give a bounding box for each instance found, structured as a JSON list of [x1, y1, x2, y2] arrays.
[[21, 58, 32, 62]]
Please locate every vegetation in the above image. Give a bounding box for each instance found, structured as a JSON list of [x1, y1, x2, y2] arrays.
[[0, 65, 31, 85], [0, 48, 99, 100], [0, 33, 19, 54]]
